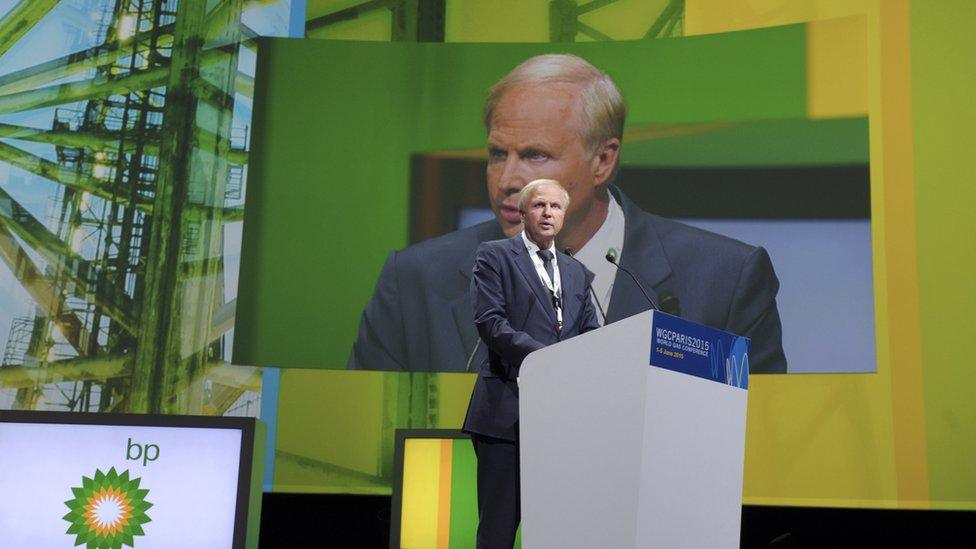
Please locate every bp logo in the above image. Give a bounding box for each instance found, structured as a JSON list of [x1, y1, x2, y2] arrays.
[[62, 467, 153, 548]]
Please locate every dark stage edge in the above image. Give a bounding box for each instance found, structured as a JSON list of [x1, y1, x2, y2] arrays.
[[259, 493, 975, 548]]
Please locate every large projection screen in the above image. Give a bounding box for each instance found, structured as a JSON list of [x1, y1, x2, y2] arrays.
[[231, 10, 976, 513]]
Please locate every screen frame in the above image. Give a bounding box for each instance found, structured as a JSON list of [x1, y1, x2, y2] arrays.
[[389, 428, 470, 549], [0, 410, 259, 549]]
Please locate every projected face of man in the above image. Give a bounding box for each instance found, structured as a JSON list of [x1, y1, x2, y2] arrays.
[[486, 82, 619, 251], [520, 182, 567, 250]]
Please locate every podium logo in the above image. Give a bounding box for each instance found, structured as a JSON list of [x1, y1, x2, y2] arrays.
[[62, 467, 153, 548]]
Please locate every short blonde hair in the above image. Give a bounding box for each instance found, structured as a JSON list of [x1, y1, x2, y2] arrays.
[[484, 54, 626, 154], [518, 179, 570, 213]]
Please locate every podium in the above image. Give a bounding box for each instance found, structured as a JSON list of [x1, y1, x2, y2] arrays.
[[519, 310, 750, 548]]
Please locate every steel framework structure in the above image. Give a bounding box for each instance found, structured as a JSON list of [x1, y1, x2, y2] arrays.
[[0, 0, 267, 414]]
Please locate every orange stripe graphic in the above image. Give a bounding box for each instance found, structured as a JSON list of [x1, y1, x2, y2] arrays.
[[437, 439, 454, 548]]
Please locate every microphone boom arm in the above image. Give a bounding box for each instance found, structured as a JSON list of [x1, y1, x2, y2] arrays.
[[606, 252, 660, 311]]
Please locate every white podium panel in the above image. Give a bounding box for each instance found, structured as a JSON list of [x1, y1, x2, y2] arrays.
[[520, 310, 748, 549]]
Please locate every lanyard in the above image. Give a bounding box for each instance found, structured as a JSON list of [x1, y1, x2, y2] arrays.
[[535, 254, 563, 328]]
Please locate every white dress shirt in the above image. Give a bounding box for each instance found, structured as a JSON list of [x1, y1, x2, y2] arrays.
[[520, 231, 562, 328]]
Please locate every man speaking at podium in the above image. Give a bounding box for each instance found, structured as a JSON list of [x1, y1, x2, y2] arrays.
[[462, 179, 600, 549], [349, 53, 787, 375]]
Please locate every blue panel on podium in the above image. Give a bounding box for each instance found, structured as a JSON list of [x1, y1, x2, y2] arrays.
[[650, 312, 750, 389]]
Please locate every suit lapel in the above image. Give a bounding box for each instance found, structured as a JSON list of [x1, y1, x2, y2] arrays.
[[606, 187, 673, 324], [510, 236, 558, 326]]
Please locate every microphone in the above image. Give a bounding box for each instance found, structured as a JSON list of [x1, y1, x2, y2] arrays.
[[605, 249, 661, 311], [563, 247, 607, 323], [659, 291, 681, 316]]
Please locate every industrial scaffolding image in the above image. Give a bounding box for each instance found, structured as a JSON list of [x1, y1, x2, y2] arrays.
[[0, 0, 284, 415]]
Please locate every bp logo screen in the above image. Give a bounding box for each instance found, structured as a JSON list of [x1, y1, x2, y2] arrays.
[[0, 422, 243, 548]]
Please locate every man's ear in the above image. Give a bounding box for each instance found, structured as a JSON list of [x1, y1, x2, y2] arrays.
[[592, 138, 621, 186]]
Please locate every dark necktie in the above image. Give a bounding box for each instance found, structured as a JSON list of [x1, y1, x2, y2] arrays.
[[537, 250, 554, 283], [537, 249, 562, 330]]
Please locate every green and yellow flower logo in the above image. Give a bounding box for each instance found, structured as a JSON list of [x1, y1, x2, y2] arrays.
[[63, 467, 153, 548]]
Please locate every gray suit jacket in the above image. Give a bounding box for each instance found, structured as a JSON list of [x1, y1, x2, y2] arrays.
[[349, 187, 787, 374]]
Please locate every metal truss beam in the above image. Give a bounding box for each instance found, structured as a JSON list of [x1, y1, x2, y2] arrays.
[[0, 354, 254, 415], [235, 71, 254, 98], [213, 0, 282, 22], [151, 357, 260, 415], [0, 6, 253, 98], [549, 0, 578, 42], [0, 122, 246, 167], [0, 140, 152, 212], [131, 0, 241, 414], [198, 362, 261, 414], [0, 184, 84, 263], [0, 223, 87, 352], [0, 21, 250, 115], [0, 0, 269, 97], [0, 27, 174, 97], [0, 355, 127, 389], [307, 0, 445, 42], [0, 355, 248, 384], [577, 0, 620, 15], [392, 0, 444, 42], [577, 21, 612, 41], [209, 299, 236, 343], [0, 0, 58, 59], [549, 0, 684, 42], [0, 358, 256, 418], [0, 185, 139, 335], [0, 122, 146, 152], [306, 0, 401, 33], [0, 65, 170, 116], [644, 0, 684, 39], [221, 205, 245, 222]]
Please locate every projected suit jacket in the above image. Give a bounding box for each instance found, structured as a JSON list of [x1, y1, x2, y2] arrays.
[[461, 236, 600, 441], [348, 186, 787, 374]]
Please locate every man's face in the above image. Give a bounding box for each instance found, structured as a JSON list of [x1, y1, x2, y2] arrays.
[[520, 183, 567, 247], [487, 83, 603, 237]]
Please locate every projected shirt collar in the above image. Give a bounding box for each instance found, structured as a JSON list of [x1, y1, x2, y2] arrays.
[[574, 193, 624, 325]]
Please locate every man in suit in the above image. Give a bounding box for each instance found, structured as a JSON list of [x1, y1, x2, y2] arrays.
[[349, 53, 786, 374], [464, 178, 600, 548]]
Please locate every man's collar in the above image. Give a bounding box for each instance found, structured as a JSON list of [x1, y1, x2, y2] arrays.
[[520, 230, 556, 255], [576, 191, 623, 258]]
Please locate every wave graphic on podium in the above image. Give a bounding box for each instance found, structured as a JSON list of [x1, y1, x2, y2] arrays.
[[710, 337, 749, 388], [650, 313, 748, 389]]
